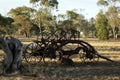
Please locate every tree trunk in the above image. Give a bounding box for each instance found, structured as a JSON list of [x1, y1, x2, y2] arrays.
[[0, 38, 13, 73], [0, 37, 23, 74], [112, 27, 116, 40]]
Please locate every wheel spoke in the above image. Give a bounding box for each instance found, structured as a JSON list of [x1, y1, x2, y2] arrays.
[[79, 49, 99, 63], [24, 42, 42, 64]]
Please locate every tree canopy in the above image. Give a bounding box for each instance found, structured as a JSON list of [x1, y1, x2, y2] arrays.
[[0, 0, 120, 39]]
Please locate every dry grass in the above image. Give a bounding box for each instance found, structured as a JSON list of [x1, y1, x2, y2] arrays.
[[0, 38, 120, 80], [89, 41, 120, 47]]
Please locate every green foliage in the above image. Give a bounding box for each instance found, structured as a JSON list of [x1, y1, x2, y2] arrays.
[[8, 6, 36, 37], [29, 0, 59, 36], [30, 0, 58, 9], [30, 24, 40, 35], [8, 6, 36, 18], [30, 0, 39, 4], [97, 0, 108, 6], [57, 10, 90, 37], [97, 0, 120, 39], [95, 10, 109, 40], [0, 14, 8, 25], [88, 18, 96, 37], [0, 14, 15, 35], [66, 10, 79, 20]]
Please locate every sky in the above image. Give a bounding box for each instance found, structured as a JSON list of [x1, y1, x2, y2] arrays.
[[0, 0, 101, 19]]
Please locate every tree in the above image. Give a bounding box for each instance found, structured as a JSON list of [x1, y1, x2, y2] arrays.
[[0, 14, 7, 26], [29, 0, 58, 37], [0, 37, 23, 74], [30, 0, 58, 9], [0, 14, 7, 35], [106, 6, 120, 39], [97, 0, 120, 39], [0, 14, 14, 35], [4, 17, 14, 35], [97, 0, 108, 8], [33, 8, 52, 36], [66, 10, 79, 20], [8, 6, 36, 37], [57, 10, 89, 38], [88, 18, 96, 37], [95, 10, 109, 40], [30, 24, 40, 35]]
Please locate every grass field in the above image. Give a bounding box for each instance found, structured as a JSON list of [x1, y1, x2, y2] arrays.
[[0, 38, 120, 80]]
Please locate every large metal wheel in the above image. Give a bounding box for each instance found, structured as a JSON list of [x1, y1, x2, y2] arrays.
[[79, 50, 99, 63], [79, 49, 86, 62], [56, 40, 100, 63], [23, 42, 42, 64]]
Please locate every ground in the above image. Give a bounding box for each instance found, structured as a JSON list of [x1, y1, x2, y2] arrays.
[[0, 38, 120, 80], [0, 58, 120, 80]]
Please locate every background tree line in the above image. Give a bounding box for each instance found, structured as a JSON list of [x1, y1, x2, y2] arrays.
[[0, 0, 120, 40]]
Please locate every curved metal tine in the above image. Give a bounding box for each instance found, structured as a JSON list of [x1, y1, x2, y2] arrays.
[[24, 43, 36, 64], [44, 30, 58, 41]]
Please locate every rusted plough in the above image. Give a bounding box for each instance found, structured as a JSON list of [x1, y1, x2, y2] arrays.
[[23, 38, 114, 65]]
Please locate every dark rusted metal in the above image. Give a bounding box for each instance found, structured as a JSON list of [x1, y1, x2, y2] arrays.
[[24, 30, 114, 65]]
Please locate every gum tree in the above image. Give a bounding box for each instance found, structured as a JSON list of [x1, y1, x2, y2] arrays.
[[97, 0, 120, 39], [8, 6, 36, 37], [95, 10, 109, 40], [29, 0, 58, 37]]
